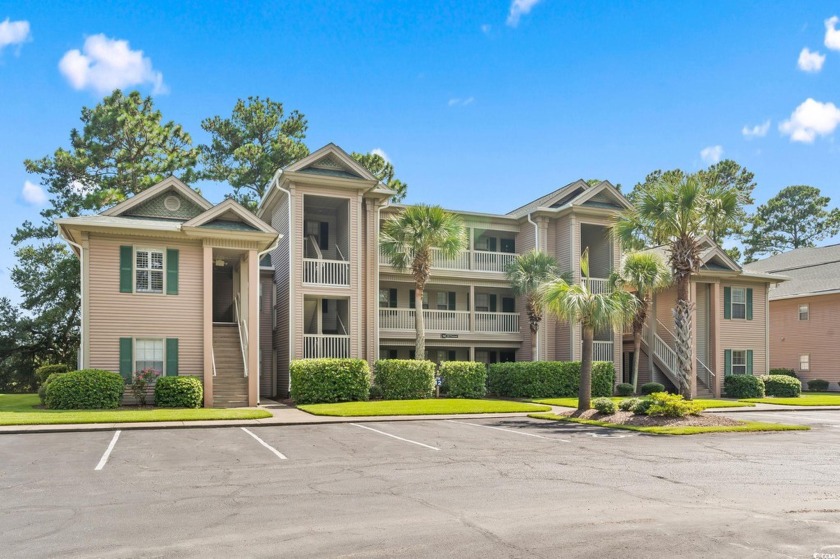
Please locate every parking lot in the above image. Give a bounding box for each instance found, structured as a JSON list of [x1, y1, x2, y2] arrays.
[[2, 413, 840, 558]]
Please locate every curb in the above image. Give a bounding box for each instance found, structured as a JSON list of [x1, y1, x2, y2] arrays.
[[704, 406, 840, 413]]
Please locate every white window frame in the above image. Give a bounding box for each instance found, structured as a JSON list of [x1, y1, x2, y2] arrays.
[[135, 338, 165, 375], [379, 288, 392, 308], [731, 287, 746, 320], [731, 349, 747, 375], [436, 292, 449, 311], [799, 303, 809, 321], [475, 293, 490, 312], [799, 354, 810, 372], [135, 247, 165, 294]]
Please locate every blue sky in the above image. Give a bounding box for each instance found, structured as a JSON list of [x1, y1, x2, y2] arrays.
[[1, 0, 840, 301]]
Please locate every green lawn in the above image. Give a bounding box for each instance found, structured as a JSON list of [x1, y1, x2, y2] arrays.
[[0, 394, 272, 425], [528, 413, 809, 435], [532, 396, 755, 410], [740, 392, 840, 406], [298, 399, 552, 417]]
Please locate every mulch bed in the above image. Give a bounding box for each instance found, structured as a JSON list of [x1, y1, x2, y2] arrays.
[[560, 409, 742, 427]]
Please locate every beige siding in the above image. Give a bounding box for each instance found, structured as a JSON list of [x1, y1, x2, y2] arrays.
[[769, 294, 840, 385], [718, 282, 768, 375], [270, 191, 291, 397], [259, 272, 274, 397], [517, 222, 536, 361]]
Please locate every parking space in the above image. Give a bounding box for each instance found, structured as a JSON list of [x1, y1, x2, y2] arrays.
[[717, 409, 840, 428]]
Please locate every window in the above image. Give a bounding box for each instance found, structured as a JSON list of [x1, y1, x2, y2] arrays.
[[799, 304, 809, 321], [135, 249, 164, 293], [731, 287, 746, 320], [799, 354, 810, 371], [135, 339, 164, 374], [475, 294, 489, 312], [380, 288, 397, 308], [731, 350, 747, 375]]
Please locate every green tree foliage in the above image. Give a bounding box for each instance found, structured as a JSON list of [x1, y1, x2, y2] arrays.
[[351, 151, 408, 202], [743, 185, 840, 262], [199, 96, 309, 210], [506, 250, 559, 360]]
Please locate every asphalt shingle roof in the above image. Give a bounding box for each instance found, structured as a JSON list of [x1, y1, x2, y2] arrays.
[[744, 244, 840, 300]]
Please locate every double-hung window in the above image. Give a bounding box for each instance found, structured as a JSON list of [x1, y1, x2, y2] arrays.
[[136, 249, 164, 293], [799, 304, 809, 321], [799, 354, 810, 371], [731, 287, 746, 319], [135, 339, 164, 374], [731, 350, 747, 375]]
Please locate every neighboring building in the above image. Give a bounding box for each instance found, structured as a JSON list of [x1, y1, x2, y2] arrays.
[[745, 245, 840, 388]]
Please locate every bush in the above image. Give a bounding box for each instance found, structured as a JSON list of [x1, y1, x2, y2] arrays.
[[644, 392, 701, 417], [619, 398, 640, 411], [44, 369, 125, 409], [38, 372, 66, 406], [769, 368, 797, 377], [807, 378, 830, 392], [154, 376, 203, 408], [369, 384, 383, 400], [615, 383, 634, 396], [724, 375, 765, 399], [640, 382, 665, 395], [439, 361, 486, 399], [632, 398, 653, 415], [593, 397, 617, 414], [486, 361, 615, 399], [290, 359, 371, 404], [760, 374, 801, 397], [34, 363, 70, 386], [374, 360, 436, 400]]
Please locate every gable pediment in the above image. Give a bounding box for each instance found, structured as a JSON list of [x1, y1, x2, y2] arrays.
[[285, 143, 377, 182], [182, 198, 276, 234], [102, 177, 212, 219]]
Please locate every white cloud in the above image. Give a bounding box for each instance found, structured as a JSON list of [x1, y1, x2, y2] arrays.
[[825, 16, 840, 50], [481, 23, 492, 35], [779, 98, 840, 143], [447, 97, 474, 107], [21, 181, 47, 205], [798, 47, 826, 72], [506, 0, 542, 27], [59, 34, 166, 94], [0, 18, 30, 52], [742, 120, 771, 139], [371, 148, 390, 163], [700, 145, 724, 164]]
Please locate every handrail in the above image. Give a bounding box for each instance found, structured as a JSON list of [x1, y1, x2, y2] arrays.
[[306, 235, 323, 260], [211, 346, 217, 377], [657, 318, 715, 388], [337, 313, 348, 335], [233, 294, 249, 378], [336, 245, 346, 262]]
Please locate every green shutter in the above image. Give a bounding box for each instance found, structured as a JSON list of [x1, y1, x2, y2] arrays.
[[166, 338, 179, 376], [723, 287, 731, 320], [448, 292, 456, 311], [166, 248, 179, 295], [119, 338, 133, 383], [746, 349, 753, 375], [487, 237, 497, 252], [489, 294, 497, 313], [448, 350, 456, 361], [746, 288, 753, 320], [120, 246, 133, 293], [409, 290, 415, 309], [389, 289, 397, 308], [724, 349, 732, 376]]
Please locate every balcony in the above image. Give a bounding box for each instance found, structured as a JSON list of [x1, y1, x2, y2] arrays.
[[581, 277, 610, 294], [303, 258, 350, 287], [379, 309, 520, 334], [303, 334, 350, 358], [380, 247, 518, 274]]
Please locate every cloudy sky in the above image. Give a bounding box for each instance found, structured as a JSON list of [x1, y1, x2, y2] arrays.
[[1, 0, 840, 300]]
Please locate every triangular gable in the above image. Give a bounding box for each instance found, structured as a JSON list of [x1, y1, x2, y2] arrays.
[[700, 245, 741, 272], [182, 198, 277, 234], [284, 143, 377, 182], [570, 181, 633, 210], [507, 179, 590, 216], [102, 177, 212, 218]]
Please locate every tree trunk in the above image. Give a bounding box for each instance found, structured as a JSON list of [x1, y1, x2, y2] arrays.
[[415, 283, 426, 360], [632, 330, 642, 392], [579, 326, 594, 411], [674, 274, 694, 399]]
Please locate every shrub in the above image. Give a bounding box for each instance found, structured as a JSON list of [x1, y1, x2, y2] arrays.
[[38, 372, 65, 406], [34, 363, 70, 386], [290, 359, 371, 404], [724, 375, 765, 399], [807, 378, 830, 392], [369, 384, 383, 400], [640, 382, 665, 395], [632, 398, 653, 415], [44, 369, 125, 409], [593, 397, 617, 415], [760, 374, 801, 397], [619, 398, 640, 411], [130, 368, 162, 406], [486, 361, 615, 399], [644, 392, 701, 417], [615, 383, 635, 396], [154, 376, 203, 408], [769, 368, 797, 378], [439, 361, 486, 399], [374, 360, 436, 400]]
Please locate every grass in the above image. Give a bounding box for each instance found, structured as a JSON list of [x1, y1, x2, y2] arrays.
[[298, 398, 552, 417], [528, 412, 810, 435], [740, 392, 840, 406], [532, 396, 755, 410], [0, 394, 272, 425]]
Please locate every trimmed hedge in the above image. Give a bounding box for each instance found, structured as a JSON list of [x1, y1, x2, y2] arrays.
[[724, 375, 765, 399], [439, 361, 486, 399], [769, 368, 797, 378], [154, 376, 203, 408], [760, 374, 802, 397], [291, 359, 371, 405], [486, 361, 615, 399], [807, 378, 830, 392], [593, 397, 617, 414], [34, 363, 71, 386], [375, 360, 436, 400], [615, 383, 635, 396], [44, 369, 125, 409], [38, 371, 67, 405], [640, 382, 665, 396]]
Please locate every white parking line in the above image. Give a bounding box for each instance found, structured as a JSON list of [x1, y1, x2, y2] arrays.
[[95, 430, 121, 471], [350, 423, 440, 451], [729, 412, 839, 424], [241, 428, 288, 460], [448, 420, 571, 443]]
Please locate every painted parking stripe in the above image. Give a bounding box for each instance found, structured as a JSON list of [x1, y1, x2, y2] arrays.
[[95, 430, 121, 471], [727, 412, 839, 424], [241, 428, 288, 460], [448, 420, 571, 443], [350, 423, 440, 451]]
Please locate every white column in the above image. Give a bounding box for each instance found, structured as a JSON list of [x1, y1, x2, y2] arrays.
[[247, 250, 259, 407], [202, 244, 214, 408]]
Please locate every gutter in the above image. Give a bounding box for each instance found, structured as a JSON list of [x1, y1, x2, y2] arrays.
[[255, 231, 283, 405], [266, 169, 294, 400]]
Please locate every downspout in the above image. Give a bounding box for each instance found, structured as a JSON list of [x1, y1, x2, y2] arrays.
[[375, 196, 391, 361], [58, 227, 84, 369], [266, 169, 294, 398], [255, 231, 282, 405], [527, 213, 540, 361]]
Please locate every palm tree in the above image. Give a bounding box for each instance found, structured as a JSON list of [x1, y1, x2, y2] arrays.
[[542, 249, 638, 412], [609, 252, 671, 392], [614, 174, 737, 398], [380, 205, 467, 360], [506, 250, 559, 361]]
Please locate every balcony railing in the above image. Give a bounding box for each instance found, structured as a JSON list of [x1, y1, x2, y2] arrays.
[[582, 277, 611, 294], [303, 258, 350, 287], [380, 247, 517, 273], [303, 334, 350, 358], [379, 309, 519, 334], [591, 340, 614, 362]]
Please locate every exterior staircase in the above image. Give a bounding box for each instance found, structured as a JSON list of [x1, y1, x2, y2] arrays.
[[640, 320, 716, 397], [212, 324, 248, 407]]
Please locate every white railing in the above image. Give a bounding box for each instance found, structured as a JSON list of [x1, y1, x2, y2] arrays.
[[379, 308, 470, 332], [696, 358, 715, 390], [211, 347, 217, 377], [474, 312, 520, 333], [430, 248, 472, 271], [582, 277, 611, 294], [380, 247, 518, 273], [233, 295, 249, 378], [592, 341, 614, 362], [304, 334, 350, 358], [303, 258, 350, 286], [473, 251, 517, 273]]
